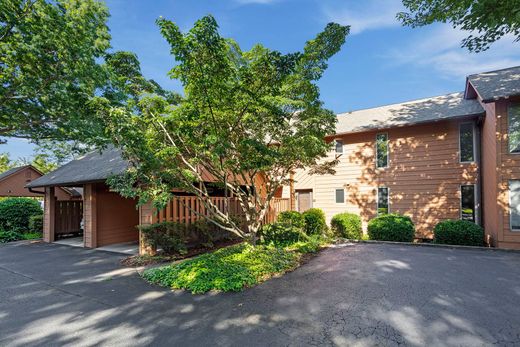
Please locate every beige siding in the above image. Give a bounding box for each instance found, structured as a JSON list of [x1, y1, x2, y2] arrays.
[[294, 119, 479, 238]]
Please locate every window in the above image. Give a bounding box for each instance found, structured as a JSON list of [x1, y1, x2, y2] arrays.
[[376, 133, 388, 168], [509, 180, 520, 230], [377, 187, 389, 215], [508, 104, 520, 153], [335, 140, 343, 154], [459, 123, 474, 162], [460, 185, 476, 222], [335, 189, 344, 203]]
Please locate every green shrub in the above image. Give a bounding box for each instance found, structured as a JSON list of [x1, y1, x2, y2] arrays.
[[330, 213, 362, 239], [434, 220, 484, 246], [0, 198, 42, 233], [277, 211, 304, 229], [20, 232, 42, 240], [259, 222, 307, 247], [139, 222, 190, 255], [367, 213, 415, 242], [0, 229, 22, 243], [28, 214, 43, 233], [143, 243, 300, 293], [289, 235, 324, 254], [302, 208, 327, 235]]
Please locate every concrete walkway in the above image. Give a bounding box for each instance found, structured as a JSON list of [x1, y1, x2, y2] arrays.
[[1, 241, 519, 346]]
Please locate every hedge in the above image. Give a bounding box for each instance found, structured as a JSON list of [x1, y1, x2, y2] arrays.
[[434, 220, 484, 246], [0, 198, 42, 233], [367, 213, 415, 242], [330, 213, 362, 239], [302, 208, 327, 235], [277, 211, 304, 229]]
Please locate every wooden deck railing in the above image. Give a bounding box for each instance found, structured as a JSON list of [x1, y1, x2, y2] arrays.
[[154, 196, 290, 225]]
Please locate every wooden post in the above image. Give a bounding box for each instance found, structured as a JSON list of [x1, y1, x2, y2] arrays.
[[83, 184, 97, 248], [43, 187, 56, 242], [289, 171, 296, 211], [138, 202, 157, 256]]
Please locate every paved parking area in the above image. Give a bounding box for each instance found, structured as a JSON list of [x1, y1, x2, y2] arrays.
[[1, 241, 519, 346]]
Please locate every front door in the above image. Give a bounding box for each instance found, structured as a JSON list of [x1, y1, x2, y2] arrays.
[[297, 190, 312, 212]]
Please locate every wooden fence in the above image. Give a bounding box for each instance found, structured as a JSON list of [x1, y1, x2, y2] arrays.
[[55, 200, 83, 236], [155, 196, 290, 225]]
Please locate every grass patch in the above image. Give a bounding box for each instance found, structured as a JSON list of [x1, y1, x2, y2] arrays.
[[143, 243, 303, 294]]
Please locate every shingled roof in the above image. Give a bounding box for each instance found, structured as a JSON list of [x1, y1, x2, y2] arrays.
[[467, 66, 520, 102], [335, 92, 484, 135], [0, 166, 28, 182], [26, 147, 129, 188]]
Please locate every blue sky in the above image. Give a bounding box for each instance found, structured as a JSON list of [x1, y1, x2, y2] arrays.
[[5, 0, 520, 160]]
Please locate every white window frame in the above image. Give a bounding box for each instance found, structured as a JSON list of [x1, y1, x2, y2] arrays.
[[459, 122, 476, 163], [508, 104, 520, 155], [334, 139, 343, 155], [459, 184, 477, 222], [335, 188, 345, 204], [377, 187, 390, 215], [508, 180, 520, 231], [375, 133, 389, 169]]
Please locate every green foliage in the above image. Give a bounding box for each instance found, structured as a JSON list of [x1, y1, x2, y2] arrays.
[[277, 211, 304, 229], [0, 198, 42, 233], [97, 15, 349, 241], [259, 222, 308, 247], [143, 243, 300, 293], [288, 234, 324, 254], [398, 0, 520, 52], [367, 213, 415, 242], [140, 222, 189, 255], [302, 208, 327, 235], [434, 220, 484, 246], [28, 214, 43, 233], [330, 212, 362, 239], [0, 230, 21, 243]]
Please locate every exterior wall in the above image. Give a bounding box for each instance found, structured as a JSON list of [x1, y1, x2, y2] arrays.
[[294, 119, 479, 238], [84, 183, 139, 248], [493, 97, 520, 249], [0, 166, 71, 200]]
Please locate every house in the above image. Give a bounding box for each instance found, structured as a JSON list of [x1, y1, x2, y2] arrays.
[[289, 66, 520, 249], [0, 165, 79, 200], [26, 148, 288, 254]]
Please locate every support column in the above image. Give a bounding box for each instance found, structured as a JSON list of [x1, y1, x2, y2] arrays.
[[289, 171, 296, 211], [43, 187, 56, 242], [138, 202, 157, 256], [83, 184, 97, 248]]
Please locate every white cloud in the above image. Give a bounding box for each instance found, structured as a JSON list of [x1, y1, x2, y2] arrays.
[[386, 25, 520, 79], [323, 0, 404, 34]]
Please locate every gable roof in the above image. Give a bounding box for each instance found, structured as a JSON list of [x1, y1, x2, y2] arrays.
[[467, 66, 520, 102], [0, 166, 30, 182], [26, 147, 129, 188], [335, 92, 484, 135]]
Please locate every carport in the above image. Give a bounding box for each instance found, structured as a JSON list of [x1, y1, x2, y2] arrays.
[[26, 148, 140, 252]]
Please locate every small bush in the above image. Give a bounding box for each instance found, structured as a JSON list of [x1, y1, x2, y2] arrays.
[[302, 208, 327, 235], [434, 220, 484, 246], [143, 243, 300, 293], [330, 213, 362, 239], [259, 222, 307, 247], [0, 198, 42, 233], [28, 214, 43, 233], [0, 229, 22, 243], [139, 222, 190, 255], [367, 213, 415, 242], [289, 235, 324, 254], [277, 211, 304, 229]]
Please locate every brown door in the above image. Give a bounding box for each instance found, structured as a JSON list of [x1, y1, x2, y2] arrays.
[[297, 190, 312, 212]]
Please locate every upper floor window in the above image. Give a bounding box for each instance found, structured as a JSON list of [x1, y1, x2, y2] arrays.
[[459, 123, 475, 162], [376, 133, 388, 168], [509, 180, 520, 231], [335, 140, 343, 155], [377, 187, 389, 215], [335, 188, 345, 203], [508, 104, 520, 153]]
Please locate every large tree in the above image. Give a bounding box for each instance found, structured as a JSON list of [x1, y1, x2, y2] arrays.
[[96, 15, 349, 243], [398, 0, 520, 52]]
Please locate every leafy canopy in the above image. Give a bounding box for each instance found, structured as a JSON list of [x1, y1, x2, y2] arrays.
[[97, 15, 349, 240], [398, 0, 520, 52]]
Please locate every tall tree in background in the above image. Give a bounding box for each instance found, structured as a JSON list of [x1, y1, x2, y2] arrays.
[[398, 0, 520, 52], [96, 15, 349, 243]]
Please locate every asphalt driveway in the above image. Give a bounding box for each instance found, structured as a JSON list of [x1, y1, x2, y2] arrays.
[[1, 241, 519, 347]]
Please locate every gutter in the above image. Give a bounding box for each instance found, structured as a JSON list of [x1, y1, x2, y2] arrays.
[[28, 187, 45, 195]]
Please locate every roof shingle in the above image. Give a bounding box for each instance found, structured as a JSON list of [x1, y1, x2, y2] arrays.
[[467, 66, 520, 102]]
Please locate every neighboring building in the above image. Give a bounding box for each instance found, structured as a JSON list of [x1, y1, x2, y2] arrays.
[[0, 165, 78, 200], [290, 66, 520, 249]]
